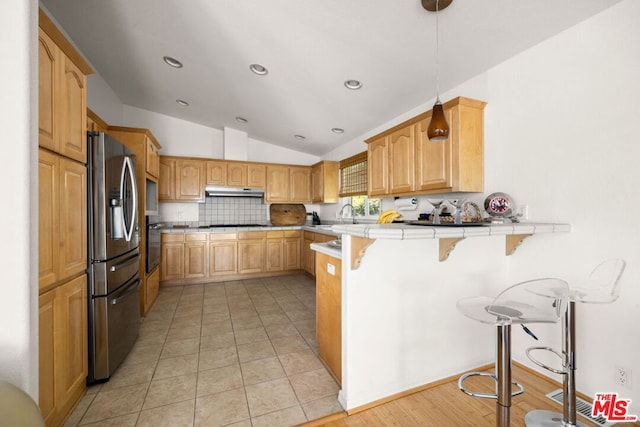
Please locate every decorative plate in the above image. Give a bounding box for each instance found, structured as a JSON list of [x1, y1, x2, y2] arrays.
[[484, 192, 513, 218]]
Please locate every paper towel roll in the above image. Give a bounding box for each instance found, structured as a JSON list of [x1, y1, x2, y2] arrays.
[[394, 197, 418, 211]]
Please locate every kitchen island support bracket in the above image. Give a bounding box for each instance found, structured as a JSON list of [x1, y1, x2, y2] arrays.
[[439, 237, 465, 262], [351, 236, 375, 270], [505, 234, 532, 256]]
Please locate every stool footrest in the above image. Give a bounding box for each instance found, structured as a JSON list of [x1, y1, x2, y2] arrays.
[[458, 372, 524, 400], [526, 346, 568, 375]]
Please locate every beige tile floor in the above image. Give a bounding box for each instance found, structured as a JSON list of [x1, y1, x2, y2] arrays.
[[65, 274, 343, 427]]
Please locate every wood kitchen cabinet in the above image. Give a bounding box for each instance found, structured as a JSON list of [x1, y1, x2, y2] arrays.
[[184, 233, 208, 279], [226, 161, 266, 188], [146, 138, 160, 178], [38, 11, 92, 426], [266, 165, 311, 203], [303, 231, 334, 277], [238, 231, 266, 274], [209, 233, 238, 275], [284, 231, 302, 270], [145, 268, 160, 313], [316, 252, 342, 384], [366, 96, 486, 197], [38, 26, 89, 163], [159, 156, 205, 201], [311, 161, 339, 203], [161, 234, 185, 281], [39, 275, 87, 427], [265, 230, 301, 272], [206, 160, 227, 186]]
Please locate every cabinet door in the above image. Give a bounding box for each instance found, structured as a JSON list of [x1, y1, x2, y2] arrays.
[[55, 275, 88, 415], [59, 157, 87, 281], [209, 241, 237, 275], [176, 159, 204, 201], [415, 116, 452, 191], [146, 138, 160, 179], [206, 160, 227, 186], [39, 29, 58, 152], [238, 240, 264, 274], [145, 268, 160, 315], [311, 163, 323, 203], [303, 234, 315, 276], [227, 163, 247, 187], [184, 235, 208, 279], [39, 150, 59, 291], [290, 166, 311, 202], [389, 125, 415, 194], [58, 56, 87, 163], [316, 253, 342, 384], [367, 136, 389, 196], [247, 164, 266, 188], [284, 237, 301, 270], [158, 158, 176, 200], [39, 289, 56, 426], [265, 239, 284, 272], [266, 165, 290, 203], [161, 243, 184, 281]]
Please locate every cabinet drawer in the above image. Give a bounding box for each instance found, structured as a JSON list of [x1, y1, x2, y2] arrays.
[[185, 233, 207, 242], [161, 233, 184, 243], [209, 232, 237, 241], [304, 231, 316, 240], [285, 230, 302, 238], [239, 231, 266, 240], [267, 231, 284, 239]]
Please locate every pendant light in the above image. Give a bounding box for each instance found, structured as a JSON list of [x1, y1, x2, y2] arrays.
[[423, 0, 452, 141]]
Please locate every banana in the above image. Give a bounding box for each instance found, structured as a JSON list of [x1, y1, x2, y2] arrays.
[[377, 209, 402, 224]]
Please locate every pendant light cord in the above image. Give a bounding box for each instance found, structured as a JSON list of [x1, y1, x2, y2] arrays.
[[435, 0, 441, 103]]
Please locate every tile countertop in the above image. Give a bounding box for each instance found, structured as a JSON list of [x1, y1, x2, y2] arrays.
[[160, 225, 340, 236], [329, 221, 571, 239]]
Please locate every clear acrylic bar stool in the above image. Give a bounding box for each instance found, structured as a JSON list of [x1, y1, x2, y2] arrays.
[[525, 259, 626, 427], [457, 278, 570, 427]]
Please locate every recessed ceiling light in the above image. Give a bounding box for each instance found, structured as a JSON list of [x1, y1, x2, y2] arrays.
[[331, 128, 345, 134], [294, 135, 306, 141], [176, 99, 189, 106], [163, 56, 183, 68], [249, 64, 268, 75], [344, 79, 363, 90], [235, 117, 248, 124]]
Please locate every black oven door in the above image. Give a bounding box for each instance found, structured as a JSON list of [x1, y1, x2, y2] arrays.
[[146, 216, 162, 274]]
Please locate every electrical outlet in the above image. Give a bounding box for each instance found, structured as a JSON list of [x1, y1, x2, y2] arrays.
[[515, 204, 529, 220], [615, 366, 632, 389]]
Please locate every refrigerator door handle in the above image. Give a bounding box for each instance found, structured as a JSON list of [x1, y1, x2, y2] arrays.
[[111, 277, 140, 305], [109, 252, 140, 272], [120, 156, 138, 242]]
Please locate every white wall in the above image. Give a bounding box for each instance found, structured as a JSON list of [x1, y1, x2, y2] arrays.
[[338, 0, 640, 412], [0, 0, 38, 399], [86, 73, 125, 125]]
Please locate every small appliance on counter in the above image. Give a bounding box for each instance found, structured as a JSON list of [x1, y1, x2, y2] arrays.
[[312, 211, 321, 225]]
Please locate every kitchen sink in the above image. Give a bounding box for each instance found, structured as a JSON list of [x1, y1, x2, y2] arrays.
[[311, 224, 334, 229]]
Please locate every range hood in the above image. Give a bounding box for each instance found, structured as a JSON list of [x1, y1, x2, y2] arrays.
[[205, 186, 264, 198]]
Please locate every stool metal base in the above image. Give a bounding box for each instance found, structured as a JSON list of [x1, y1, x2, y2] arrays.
[[524, 409, 588, 427]]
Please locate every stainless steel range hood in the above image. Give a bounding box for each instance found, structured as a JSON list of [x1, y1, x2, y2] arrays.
[[205, 186, 264, 198]]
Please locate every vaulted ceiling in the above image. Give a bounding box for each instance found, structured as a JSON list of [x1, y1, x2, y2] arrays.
[[41, 0, 621, 155]]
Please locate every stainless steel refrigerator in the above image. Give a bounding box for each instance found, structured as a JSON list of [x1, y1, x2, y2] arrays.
[[87, 131, 141, 383]]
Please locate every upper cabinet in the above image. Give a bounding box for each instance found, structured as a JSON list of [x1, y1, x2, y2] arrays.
[[206, 160, 266, 188], [366, 96, 486, 197], [266, 165, 311, 203], [160, 156, 205, 202], [38, 26, 90, 163], [311, 161, 339, 203]]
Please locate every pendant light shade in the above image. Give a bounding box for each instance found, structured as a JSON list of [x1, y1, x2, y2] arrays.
[[424, 0, 451, 141], [427, 99, 449, 141]]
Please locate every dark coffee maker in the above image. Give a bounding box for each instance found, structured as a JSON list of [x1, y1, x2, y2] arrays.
[[312, 211, 321, 225]]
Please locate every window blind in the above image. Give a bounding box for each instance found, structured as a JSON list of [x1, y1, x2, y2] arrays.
[[339, 151, 368, 197]]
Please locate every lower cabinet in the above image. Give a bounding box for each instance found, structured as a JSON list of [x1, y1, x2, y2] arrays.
[[39, 274, 88, 427], [316, 252, 342, 384], [161, 230, 305, 283], [144, 268, 160, 313], [303, 231, 335, 277]]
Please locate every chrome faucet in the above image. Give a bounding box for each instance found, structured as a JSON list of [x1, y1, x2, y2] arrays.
[[339, 203, 354, 224]]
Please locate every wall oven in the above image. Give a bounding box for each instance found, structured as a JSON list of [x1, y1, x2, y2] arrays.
[[146, 215, 162, 274]]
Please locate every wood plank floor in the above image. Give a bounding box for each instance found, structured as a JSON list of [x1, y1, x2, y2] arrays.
[[304, 363, 640, 427]]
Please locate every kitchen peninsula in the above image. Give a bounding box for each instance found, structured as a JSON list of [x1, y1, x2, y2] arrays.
[[310, 221, 571, 411]]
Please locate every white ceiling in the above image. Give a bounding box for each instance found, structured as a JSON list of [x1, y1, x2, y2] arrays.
[[41, 0, 621, 156]]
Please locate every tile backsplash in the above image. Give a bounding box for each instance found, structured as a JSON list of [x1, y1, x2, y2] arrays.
[[160, 197, 268, 227]]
